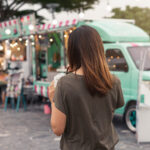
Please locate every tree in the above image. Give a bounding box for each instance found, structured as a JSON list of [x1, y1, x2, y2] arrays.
[[110, 6, 150, 34], [0, 0, 99, 22]]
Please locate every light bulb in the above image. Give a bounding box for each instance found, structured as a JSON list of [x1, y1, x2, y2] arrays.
[[64, 34, 67, 38], [29, 24, 34, 31], [49, 38, 53, 42], [5, 29, 11, 35], [79, 12, 85, 19], [5, 40, 9, 44], [14, 42, 18, 46], [6, 50, 11, 58], [0, 45, 3, 51], [30, 35, 34, 39], [39, 35, 42, 39], [52, 20, 58, 25], [19, 38, 22, 41], [17, 47, 21, 51]]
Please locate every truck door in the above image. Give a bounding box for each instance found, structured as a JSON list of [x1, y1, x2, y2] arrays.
[[105, 47, 131, 114]]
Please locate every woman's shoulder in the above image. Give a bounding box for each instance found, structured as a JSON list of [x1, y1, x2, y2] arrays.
[[111, 75, 121, 86], [57, 73, 75, 85]]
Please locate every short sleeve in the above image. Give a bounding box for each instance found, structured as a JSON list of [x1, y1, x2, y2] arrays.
[[53, 79, 67, 115], [116, 79, 125, 109]]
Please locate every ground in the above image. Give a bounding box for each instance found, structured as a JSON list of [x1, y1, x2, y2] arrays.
[[0, 105, 150, 150]]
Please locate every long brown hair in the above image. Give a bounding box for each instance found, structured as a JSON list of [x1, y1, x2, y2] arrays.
[[67, 25, 113, 95]]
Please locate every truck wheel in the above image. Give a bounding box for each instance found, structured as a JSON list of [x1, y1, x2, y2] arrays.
[[125, 105, 136, 132]]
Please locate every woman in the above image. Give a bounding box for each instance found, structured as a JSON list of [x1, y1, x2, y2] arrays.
[[49, 25, 124, 150]]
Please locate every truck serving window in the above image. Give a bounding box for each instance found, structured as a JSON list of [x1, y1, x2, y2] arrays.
[[128, 46, 150, 71], [106, 49, 128, 72]]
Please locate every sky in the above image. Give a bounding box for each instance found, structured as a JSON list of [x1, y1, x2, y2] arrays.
[[20, 0, 150, 23]]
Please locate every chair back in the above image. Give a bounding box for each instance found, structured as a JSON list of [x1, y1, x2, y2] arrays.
[[6, 71, 24, 98]]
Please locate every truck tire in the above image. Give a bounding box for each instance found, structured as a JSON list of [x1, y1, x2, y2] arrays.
[[125, 105, 136, 132]]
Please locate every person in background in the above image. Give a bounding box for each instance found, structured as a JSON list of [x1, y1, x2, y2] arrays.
[[49, 25, 124, 150]]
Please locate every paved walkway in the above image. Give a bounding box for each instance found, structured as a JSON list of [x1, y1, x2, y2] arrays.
[[0, 105, 150, 150]]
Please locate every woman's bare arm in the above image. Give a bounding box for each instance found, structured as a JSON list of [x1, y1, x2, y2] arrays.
[[49, 81, 66, 136]]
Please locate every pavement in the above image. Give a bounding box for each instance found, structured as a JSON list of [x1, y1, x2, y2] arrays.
[[0, 105, 150, 150]]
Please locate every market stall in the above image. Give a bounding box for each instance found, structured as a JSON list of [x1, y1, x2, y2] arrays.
[[0, 14, 36, 108], [33, 19, 77, 98]]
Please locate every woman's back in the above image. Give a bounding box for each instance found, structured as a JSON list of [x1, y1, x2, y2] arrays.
[[54, 73, 124, 150]]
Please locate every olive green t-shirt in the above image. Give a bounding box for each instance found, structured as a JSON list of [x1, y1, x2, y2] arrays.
[[53, 73, 124, 150]]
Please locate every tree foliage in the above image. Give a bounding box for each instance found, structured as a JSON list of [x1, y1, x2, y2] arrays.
[[0, 0, 99, 22], [111, 6, 150, 34]]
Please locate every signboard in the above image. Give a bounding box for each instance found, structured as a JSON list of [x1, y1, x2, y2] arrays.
[[37, 19, 77, 33], [136, 48, 150, 143], [0, 15, 77, 40], [20, 14, 36, 36], [0, 14, 36, 40], [0, 19, 21, 40]]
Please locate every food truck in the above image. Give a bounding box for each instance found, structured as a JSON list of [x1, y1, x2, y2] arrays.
[[33, 19, 150, 132]]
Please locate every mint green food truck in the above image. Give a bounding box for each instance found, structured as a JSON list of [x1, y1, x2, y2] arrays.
[[33, 20, 150, 132]]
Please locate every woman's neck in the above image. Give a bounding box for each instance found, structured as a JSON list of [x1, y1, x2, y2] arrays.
[[74, 67, 84, 75]]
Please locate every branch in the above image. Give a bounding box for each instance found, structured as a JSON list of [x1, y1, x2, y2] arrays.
[[12, 0, 31, 10], [36, 7, 44, 12], [9, 0, 17, 9], [13, 2, 26, 11], [11, 2, 22, 10], [5, 0, 9, 7]]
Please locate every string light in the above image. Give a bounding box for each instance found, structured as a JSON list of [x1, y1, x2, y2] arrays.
[[69, 30, 72, 33], [14, 42, 18, 46], [79, 12, 85, 19], [5, 29, 11, 35], [0, 45, 3, 51], [6, 49, 11, 59], [17, 47, 21, 51], [52, 20, 58, 25], [30, 35, 34, 39], [64, 34, 67, 38], [26, 39, 29, 43], [113, 65, 116, 68], [110, 56, 114, 59], [10, 44, 14, 48], [39, 35, 42, 39], [29, 24, 34, 31], [19, 38, 22, 41], [117, 56, 120, 59], [10, 42, 18, 48], [31, 42, 35, 46], [5, 40, 9, 44], [49, 38, 53, 42]]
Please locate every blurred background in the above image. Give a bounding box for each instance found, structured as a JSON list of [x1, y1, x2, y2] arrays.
[[0, 0, 150, 150]]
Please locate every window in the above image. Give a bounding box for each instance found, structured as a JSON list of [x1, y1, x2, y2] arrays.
[[105, 49, 128, 72], [128, 46, 150, 71]]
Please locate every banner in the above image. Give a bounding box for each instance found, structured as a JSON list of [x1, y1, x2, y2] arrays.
[[0, 19, 21, 40]]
